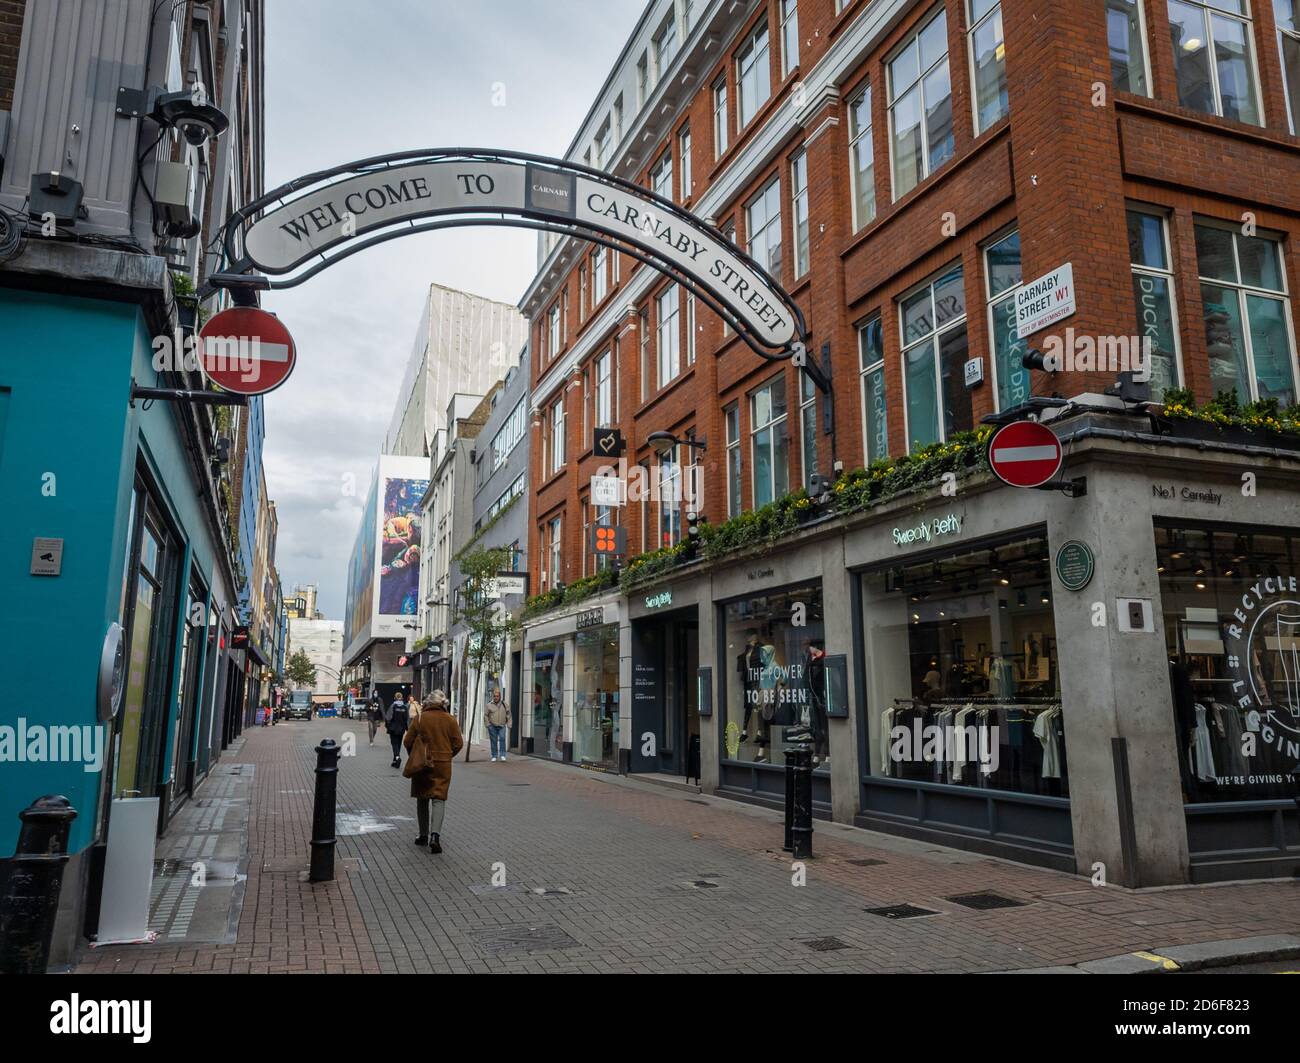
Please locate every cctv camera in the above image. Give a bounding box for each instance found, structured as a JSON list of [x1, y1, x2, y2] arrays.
[[149, 90, 230, 147]]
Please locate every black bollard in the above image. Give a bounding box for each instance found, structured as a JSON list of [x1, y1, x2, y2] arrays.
[[0, 795, 77, 975], [789, 742, 814, 860], [309, 739, 340, 883], [782, 747, 795, 853]]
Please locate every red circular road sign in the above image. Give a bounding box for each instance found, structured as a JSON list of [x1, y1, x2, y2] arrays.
[[987, 420, 1063, 488], [198, 307, 296, 396]]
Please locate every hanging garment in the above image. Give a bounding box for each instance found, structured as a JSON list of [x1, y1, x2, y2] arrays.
[[881, 707, 896, 775], [1033, 706, 1061, 779], [1212, 702, 1249, 778], [953, 705, 977, 782], [989, 658, 1017, 698], [1191, 702, 1217, 782]]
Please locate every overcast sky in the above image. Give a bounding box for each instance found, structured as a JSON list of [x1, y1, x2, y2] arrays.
[[261, 0, 646, 619]]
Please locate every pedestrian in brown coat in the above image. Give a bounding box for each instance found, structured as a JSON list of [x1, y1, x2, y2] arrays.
[[404, 689, 463, 854]]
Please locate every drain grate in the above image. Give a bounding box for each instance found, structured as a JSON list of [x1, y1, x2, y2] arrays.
[[530, 886, 573, 897], [865, 903, 940, 920], [946, 892, 1026, 911], [469, 924, 580, 955], [846, 858, 887, 868], [800, 936, 851, 952]]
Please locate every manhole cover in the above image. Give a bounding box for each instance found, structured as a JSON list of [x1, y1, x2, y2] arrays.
[[946, 892, 1026, 911], [800, 936, 851, 952], [846, 858, 886, 868], [865, 904, 940, 920], [469, 924, 580, 955]]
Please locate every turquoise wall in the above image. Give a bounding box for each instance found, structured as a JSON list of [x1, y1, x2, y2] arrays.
[[0, 289, 230, 856]]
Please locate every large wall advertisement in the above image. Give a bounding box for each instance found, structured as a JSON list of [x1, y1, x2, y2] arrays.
[[379, 475, 428, 616], [343, 455, 432, 665]]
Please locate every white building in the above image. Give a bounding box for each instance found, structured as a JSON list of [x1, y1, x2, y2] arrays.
[[385, 283, 528, 459], [288, 618, 344, 703]]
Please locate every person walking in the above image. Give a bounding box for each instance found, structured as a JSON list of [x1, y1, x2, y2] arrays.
[[384, 690, 411, 768], [404, 690, 463, 853], [485, 687, 511, 762], [367, 696, 384, 746]]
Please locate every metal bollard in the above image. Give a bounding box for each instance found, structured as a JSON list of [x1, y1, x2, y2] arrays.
[[782, 747, 795, 853], [309, 739, 340, 883], [0, 795, 77, 975], [789, 743, 814, 860]]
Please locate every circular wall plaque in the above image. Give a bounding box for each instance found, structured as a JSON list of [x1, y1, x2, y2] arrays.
[[1055, 540, 1096, 592], [98, 622, 125, 722]]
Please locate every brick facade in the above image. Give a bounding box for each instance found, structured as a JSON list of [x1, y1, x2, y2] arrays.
[[0, 0, 26, 114], [525, 0, 1300, 596]]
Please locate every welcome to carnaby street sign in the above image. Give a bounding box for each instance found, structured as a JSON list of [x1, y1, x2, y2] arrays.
[[222, 150, 806, 357]]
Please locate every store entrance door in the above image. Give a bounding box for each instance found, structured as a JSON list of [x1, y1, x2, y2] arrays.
[[630, 608, 699, 776]]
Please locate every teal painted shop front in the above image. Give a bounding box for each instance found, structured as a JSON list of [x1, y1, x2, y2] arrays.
[[0, 287, 237, 862]]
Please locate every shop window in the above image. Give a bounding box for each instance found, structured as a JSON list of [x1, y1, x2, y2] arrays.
[[574, 625, 620, 769], [799, 372, 818, 488], [1195, 221, 1297, 405], [1158, 523, 1300, 801], [723, 583, 829, 768], [1108, 0, 1152, 95], [858, 316, 889, 465], [848, 85, 876, 230], [532, 640, 565, 760], [888, 6, 954, 200], [746, 175, 783, 279], [725, 402, 742, 518], [1127, 208, 1182, 398], [791, 150, 810, 278], [967, 0, 1009, 132], [860, 534, 1067, 797], [749, 376, 789, 507], [900, 265, 972, 450], [984, 231, 1030, 412], [737, 20, 771, 128], [1167, 0, 1261, 125], [1279, 0, 1300, 133]]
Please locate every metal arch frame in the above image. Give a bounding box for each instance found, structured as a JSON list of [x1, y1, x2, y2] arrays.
[[208, 147, 813, 371]]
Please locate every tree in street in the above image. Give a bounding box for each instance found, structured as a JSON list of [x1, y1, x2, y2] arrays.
[[453, 544, 520, 762], [285, 649, 317, 690]]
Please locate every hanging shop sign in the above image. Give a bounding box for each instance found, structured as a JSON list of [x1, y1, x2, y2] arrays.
[[576, 607, 608, 630], [591, 474, 624, 507], [1055, 540, 1095, 592], [224, 151, 806, 357], [495, 572, 528, 596], [593, 427, 626, 459]]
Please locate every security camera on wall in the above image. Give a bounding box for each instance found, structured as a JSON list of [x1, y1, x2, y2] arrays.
[[149, 90, 230, 147]]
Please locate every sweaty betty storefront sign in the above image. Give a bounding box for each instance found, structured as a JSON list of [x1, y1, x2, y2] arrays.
[[240, 159, 796, 350], [892, 513, 963, 548]]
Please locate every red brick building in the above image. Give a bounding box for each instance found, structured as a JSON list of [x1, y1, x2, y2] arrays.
[[514, 0, 1300, 883], [521, 0, 1300, 587]]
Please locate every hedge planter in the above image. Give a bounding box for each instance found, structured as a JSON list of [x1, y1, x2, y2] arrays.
[[1153, 416, 1300, 453]]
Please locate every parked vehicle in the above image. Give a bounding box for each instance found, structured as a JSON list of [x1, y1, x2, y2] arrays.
[[283, 690, 313, 720]]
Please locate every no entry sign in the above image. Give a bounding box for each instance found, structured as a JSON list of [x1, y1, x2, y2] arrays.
[[198, 307, 296, 396], [987, 421, 1063, 489]]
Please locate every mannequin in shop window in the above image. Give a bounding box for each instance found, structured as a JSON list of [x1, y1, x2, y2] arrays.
[[802, 639, 829, 764], [738, 629, 776, 761]]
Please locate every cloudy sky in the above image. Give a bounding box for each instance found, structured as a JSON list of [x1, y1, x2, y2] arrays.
[[261, 0, 646, 618]]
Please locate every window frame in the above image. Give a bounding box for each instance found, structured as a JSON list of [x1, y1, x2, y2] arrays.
[[899, 263, 970, 450], [1278, 0, 1300, 133], [736, 19, 772, 130], [748, 374, 790, 507], [724, 402, 742, 518], [886, 5, 954, 201], [982, 228, 1030, 414], [678, 124, 693, 199], [1167, 0, 1265, 125], [847, 83, 876, 231], [550, 398, 566, 474], [1126, 205, 1185, 397], [780, 0, 800, 77], [713, 75, 730, 157], [746, 174, 783, 281], [594, 348, 613, 428], [857, 315, 889, 466], [966, 0, 1009, 134], [791, 149, 810, 278], [1106, 0, 1154, 97], [656, 284, 682, 387]]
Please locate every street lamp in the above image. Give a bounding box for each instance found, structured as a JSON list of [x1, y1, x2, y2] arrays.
[[646, 431, 707, 458]]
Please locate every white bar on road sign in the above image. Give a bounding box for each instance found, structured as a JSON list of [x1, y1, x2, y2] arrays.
[[993, 445, 1059, 463], [203, 338, 291, 364]]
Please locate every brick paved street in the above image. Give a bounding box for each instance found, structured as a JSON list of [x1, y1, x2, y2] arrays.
[[77, 719, 1300, 974]]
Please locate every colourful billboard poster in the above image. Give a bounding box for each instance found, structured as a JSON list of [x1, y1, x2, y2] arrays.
[[378, 476, 428, 616], [344, 475, 378, 649]]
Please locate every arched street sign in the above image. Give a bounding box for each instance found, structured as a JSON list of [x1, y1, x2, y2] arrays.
[[214, 149, 808, 362]]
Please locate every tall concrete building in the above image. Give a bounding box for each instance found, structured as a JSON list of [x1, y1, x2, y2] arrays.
[[288, 618, 345, 703], [513, 0, 1300, 886], [385, 283, 529, 458]]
